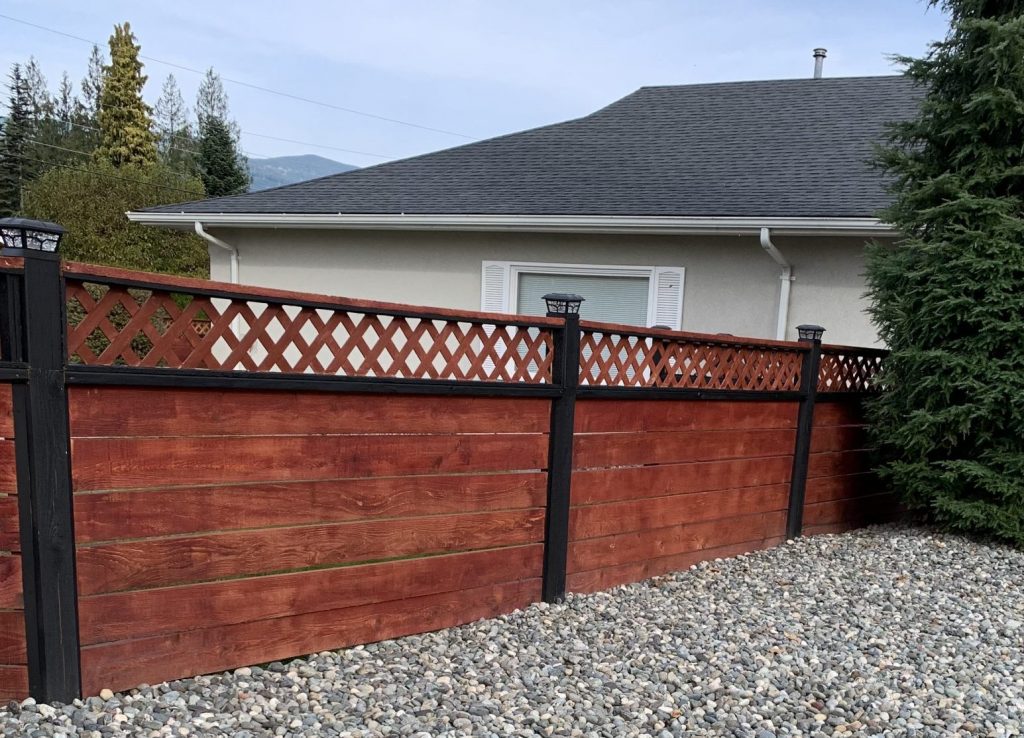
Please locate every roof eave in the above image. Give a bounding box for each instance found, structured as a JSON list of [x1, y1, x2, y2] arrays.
[[125, 212, 897, 237]]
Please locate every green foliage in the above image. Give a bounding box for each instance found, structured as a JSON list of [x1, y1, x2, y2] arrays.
[[866, 0, 1024, 543], [0, 64, 31, 216], [198, 116, 249, 197], [96, 22, 157, 167], [22, 160, 208, 277]]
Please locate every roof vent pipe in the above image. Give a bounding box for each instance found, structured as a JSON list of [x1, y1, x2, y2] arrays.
[[813, 48, 827, 79]]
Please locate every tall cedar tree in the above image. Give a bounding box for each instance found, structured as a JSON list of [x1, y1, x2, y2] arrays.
[[866, 0, 1024, 543], [96, 23, 157, 167], [198, 116, 249, 197], [0, 64, 31, 215]]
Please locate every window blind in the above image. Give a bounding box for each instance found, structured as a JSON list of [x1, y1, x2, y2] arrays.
[[516, 273, 650, 326]]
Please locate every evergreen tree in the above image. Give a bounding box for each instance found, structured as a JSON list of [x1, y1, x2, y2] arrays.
[[0, 64, 32, 215], [22, 58, 53, 120], [198, 116, 249, 196], [195, 68, 249, 195], [865, 0, 1024, 543], [195, 68, 230, 131], [80, 44, 104, 124], [96, 23, 157, 167], [153, 74, 196, 174]]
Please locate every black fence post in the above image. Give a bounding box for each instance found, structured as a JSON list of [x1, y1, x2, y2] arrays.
[[541, 296, 582, 604], [786, 324, 825, 539], [7, 248, 81, 702]]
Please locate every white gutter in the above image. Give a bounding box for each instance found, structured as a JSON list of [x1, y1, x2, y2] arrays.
[[760, 227, 793, 341], [193, 221, 239, 284], [127, 212, 895, 237]]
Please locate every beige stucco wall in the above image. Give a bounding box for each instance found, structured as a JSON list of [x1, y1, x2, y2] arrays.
[[207, 228, 881, 346]]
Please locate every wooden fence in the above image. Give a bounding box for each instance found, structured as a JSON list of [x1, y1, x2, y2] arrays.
[[0, 253, 892, 702]]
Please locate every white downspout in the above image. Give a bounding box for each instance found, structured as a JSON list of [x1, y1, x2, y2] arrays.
[[759, 227, 793, 341], [194, 221, 239, 284]]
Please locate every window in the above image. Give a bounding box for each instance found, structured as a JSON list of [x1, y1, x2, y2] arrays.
[[481, 261, 685, 329]]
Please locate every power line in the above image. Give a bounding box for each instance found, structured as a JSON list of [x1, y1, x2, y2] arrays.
[[235, 130, 393, 159], [0, 12, 479, 141], [1, 81, 395, 160], [11, 153, 205, 197]]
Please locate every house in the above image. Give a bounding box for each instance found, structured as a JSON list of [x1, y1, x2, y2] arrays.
[[129, 74, 922, 346]]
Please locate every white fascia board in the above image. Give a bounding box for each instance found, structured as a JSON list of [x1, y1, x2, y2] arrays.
[[125, 211, 897, 237]]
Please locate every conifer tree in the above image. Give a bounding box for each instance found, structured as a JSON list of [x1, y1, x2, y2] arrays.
[[195, 68, 249, 195], [866, 0, 1024, 543], [81, 45, 104, 124], [96, 23, 157, 167], [153, 74, 196, 174], [198, 116, 249, 196], [0, 64, 32, 215]]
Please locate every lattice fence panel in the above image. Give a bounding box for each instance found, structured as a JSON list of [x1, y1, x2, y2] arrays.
[[65, 280, 554, 383], [578, 330, 804, 390], [818, 351, 885, 392]]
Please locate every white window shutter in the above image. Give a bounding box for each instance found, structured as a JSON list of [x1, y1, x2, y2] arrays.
[[652, 267, 685, 330], [480, 261, 510, 313]]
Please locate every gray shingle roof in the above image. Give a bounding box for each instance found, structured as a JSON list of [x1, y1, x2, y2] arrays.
[[146, 75, 922, 219]]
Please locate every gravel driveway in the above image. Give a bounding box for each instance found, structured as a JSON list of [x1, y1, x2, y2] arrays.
[[5, 525, 1023, 738]]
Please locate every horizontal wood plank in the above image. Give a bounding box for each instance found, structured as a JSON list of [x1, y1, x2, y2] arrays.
[[0, 611, 25, 663], [813, 401, 867, 427], [0, 556, 21, 609], [809, 424, 869, 454], [574, 429, 795, 469], [69, 388, 552, 437], [0, 442, 14, 494], [568, 511, 787, 574], [80, 544, 542, 645], [0, 664, 26, 701], [808, 449, 872, 479], [574, 400, 797, 433], [571, 456, 792, 506], [805, 473, 876, 504], [0, 385, 11, 438], [74, 472, 547, 542], [77, 508, 545, 595], [804, 493, 896, 527], [570, 484, 789, 541], [71, 433, 549, 491], [81, 577, 540, 695], [0, 497, 17, 551], [568, 536, 784, 594]]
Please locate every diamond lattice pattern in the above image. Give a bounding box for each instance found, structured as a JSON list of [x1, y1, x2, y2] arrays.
[[817, 352, 883, 392], [578, 331, 804, 390], [66, 281, 554, 383]]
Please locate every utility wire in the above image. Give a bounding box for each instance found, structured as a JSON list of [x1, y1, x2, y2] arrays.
[[0, 12, 479, 141], [1, 81, 396, 160], [11, 152, 206, 197]]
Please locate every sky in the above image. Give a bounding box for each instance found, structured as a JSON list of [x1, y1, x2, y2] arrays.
[[1, 1, 949, 168]]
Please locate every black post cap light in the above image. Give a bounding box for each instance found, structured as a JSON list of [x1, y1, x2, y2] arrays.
[[543, 293, 584, 317], [796, 324, 826, 342], [0, 217, 66, 256]]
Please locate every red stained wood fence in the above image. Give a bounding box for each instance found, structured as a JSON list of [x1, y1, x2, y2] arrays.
[[0, 385, 27, 701], [0, 256, 893, 702]]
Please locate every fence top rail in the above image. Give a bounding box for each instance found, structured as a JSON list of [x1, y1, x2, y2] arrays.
[[820, 343, 889, 357], [62, 261, 562, 329], [578, 318, 809, 352]]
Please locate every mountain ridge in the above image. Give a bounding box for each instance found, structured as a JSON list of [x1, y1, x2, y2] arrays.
[[247, 154, 357, 192]]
